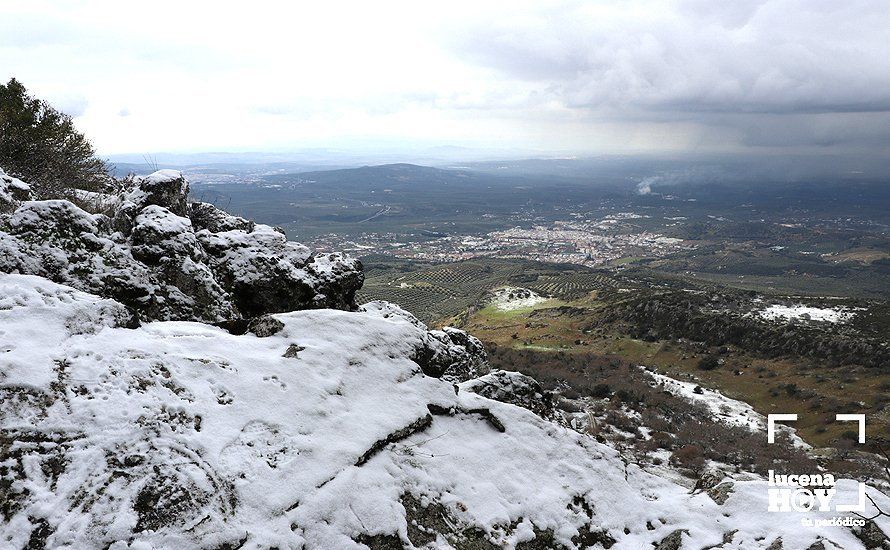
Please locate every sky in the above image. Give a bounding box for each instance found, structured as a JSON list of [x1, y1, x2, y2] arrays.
[[2, 0, 889, 159]]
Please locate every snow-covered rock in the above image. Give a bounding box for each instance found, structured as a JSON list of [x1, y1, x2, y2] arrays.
[[0, 169, 363, 323], [125, 169, 190, 217], [360, 301, 488, 382], [0, 167, 34, 211], [189, 201, 254, 233], [460, 370, 561, 422], [131, 205, 201, 263], [1, 274, 887, 549]]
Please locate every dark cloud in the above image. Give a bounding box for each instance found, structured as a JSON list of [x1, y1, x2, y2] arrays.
[[449, 1, 890, 151]]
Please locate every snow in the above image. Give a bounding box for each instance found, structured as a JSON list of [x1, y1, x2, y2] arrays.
[[134, 205, 193, 235], [0, 274, 887, 548], [0, 167, 32, 205], [643, 368, 809, 448], [489, 286, 547, 311], [198, 224, 312, 283], [758, 304, 857, 324], [135, 169, 185, 186]]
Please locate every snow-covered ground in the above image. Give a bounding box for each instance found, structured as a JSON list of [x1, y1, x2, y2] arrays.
[[643, 368, 810, 448], [489, 286, 548, 311], [758, 304, 857, 324], [1, 274, 887, 548]]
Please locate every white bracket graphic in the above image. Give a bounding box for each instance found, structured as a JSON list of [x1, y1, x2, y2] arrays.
[[836, 481, 867, 513], [767, 414, 798, 444], [835, 413, 866, 443]]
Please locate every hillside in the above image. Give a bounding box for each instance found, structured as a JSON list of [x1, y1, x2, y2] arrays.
[[1, 169, 889, 549]]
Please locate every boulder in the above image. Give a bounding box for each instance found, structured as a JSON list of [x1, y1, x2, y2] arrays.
[[460, 370, 559, 421], [131, 205, 201, 263], [425, 327, 488, 382], [198, 226, 319, 316], [707, 481, 735, 505], [9, 200, 100, 243], [360, 301, 489, 381], [655, 529, 689, 550], [248, 314, 285, 337], [189, 201, 254, 233], [125, 169, 190, 216], [851, 520, 889, 549], [305, 252, 364, 310]]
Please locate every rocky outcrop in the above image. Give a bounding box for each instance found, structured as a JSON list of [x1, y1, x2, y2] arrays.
[[360, 300, 489, 382], [189, 201, 254, 233], [460, 370, 561, 422], [124, 169, 190, 216], [0, 169, 363, 323], [3, 274, 886, 549]]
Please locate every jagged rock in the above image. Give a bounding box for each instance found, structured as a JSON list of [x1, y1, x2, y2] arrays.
[[283, 343, 305, 358], [131, 205, 201, 263], [0, 169, 363, 323], [9, 199, 100, 241], [438, 327, 488, 381], [852, 520, 890, 549], [460, 370, 560, 422], [0, 197, 232, 322], [655, 529, 689, 550], [197, 226, 362, 316], [248, 314, 285, 337], [361, 301, 489, 381], [694, 469, 726, 493], [189, 201, 254, 233], [125, 169, 190, 216], [423, 327, 489, 382], [707, 481, 735, 505], [305, 252, 364, 310]]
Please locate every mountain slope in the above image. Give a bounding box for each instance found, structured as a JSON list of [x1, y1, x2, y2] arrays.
[[3, 275, 889, 548], [0, 168, 888, 549]]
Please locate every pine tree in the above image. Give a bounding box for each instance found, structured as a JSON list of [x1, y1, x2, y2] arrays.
[[0, 78, 110, 198]]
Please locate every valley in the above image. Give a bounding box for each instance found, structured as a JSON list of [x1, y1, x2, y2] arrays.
[[182, 160, 890, 471]]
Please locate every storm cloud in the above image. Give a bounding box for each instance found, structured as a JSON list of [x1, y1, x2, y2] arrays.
[[454, 1, 890, 112], [1, 1, 887, 157], [448, 0, 890, 151]]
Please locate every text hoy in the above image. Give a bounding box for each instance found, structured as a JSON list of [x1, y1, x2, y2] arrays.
[[767, 470, 865, 513]]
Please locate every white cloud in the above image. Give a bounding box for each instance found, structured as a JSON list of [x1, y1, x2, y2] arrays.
[[0, 1, 887, 156]]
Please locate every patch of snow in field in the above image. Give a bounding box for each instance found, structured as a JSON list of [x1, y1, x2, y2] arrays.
[[489, 286, 548, 311], [758, 304, 856, 324], [642, 368, 809, 449]]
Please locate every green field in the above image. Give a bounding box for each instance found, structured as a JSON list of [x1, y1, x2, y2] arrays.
[[357, 256, 615, 323]]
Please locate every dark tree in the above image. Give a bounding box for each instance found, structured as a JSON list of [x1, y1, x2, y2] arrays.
[[0, 78, 110, 198]]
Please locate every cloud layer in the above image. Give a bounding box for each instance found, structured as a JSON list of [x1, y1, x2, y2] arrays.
[[1, 1, 887, 157]]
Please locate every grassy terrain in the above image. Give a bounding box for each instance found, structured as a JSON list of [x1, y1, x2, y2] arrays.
[[357, 256, 615, 323], [358, 256, 890, 452], [460, 290, 890, 449]]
